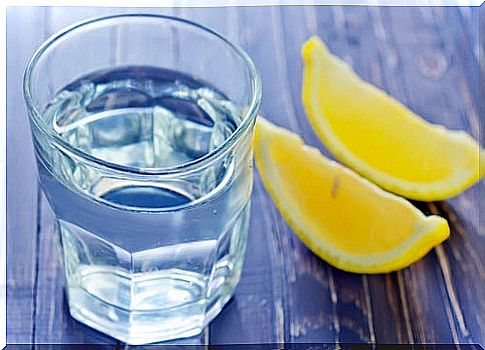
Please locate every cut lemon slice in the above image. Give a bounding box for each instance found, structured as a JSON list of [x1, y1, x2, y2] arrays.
[[254, 118, 450, 273], [302, 36, 484, 201]]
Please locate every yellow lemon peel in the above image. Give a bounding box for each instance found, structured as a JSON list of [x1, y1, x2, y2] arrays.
[[254, 118, 450, 273], [302, 36, 484, 201]]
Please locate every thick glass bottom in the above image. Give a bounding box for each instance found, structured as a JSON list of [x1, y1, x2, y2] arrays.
[[66, 266, 239, 344]]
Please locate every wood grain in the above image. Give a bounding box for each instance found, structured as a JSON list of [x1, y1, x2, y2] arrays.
[[278, 5, 376, 344], [6, 5, 484, 346], [6, 7, 46, 343], [377, 7, 483, 343], [175, 6, 284, 344]]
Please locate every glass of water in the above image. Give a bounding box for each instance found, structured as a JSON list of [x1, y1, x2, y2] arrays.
[[23, 14, 261, 344]]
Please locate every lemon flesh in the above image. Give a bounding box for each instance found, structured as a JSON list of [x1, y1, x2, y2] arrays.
[[302, 37, 484, 201], [254, 118, 450, 273]]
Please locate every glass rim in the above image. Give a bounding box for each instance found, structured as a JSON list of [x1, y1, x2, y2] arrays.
[[23, 13, 262, 176]]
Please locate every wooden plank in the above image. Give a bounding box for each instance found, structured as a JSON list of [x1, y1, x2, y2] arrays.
[[231, 5, 335, 344], [311, 7, 411, 342], [286, 5, 383, 343], [6, 7, 47, 343], [369, 7, 457, 344], [182, 5, 336, 344], [366, 273, 412, 343], [209, 175, 285, 344], [375, 6, 483, 344], [45, 6, 121, 33], [278, 5, 370, 343], [479, 3, 485, 304], [424, 7, 483, 344], [32, 7, 123, 344], [182, 6, 286, 344], [411, 8, 481, 344], [343, 6, 417, 343]]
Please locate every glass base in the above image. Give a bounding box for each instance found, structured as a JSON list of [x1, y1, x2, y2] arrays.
[[66, 268, 238, 344]]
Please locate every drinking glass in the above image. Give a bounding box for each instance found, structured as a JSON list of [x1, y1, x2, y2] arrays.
[[23, 14, 261, 344]]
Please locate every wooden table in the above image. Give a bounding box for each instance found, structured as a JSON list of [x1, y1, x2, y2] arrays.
[[6, 5, 484, 346]]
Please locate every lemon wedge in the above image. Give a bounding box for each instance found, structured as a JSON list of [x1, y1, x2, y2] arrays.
[[302, 36, 484, 201], [254, 118, 450, 273]]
